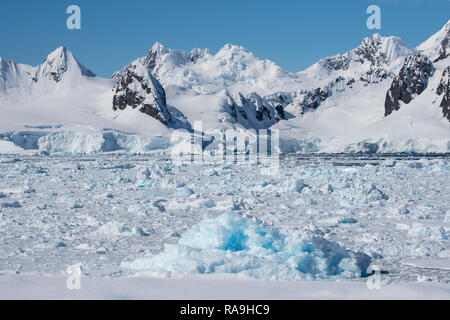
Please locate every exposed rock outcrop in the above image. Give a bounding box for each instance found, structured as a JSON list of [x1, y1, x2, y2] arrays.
[[220, 91, 292, 129], [112, 61, 172, 126], [299, 88, 331, 113], [319, 33, 413, 73], [385, 54, 435, 116], [437, 66, 450, 121]]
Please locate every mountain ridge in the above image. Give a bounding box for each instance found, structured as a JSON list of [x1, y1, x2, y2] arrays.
[[0, 21, 449, 155], [0, 46, 96, 101]]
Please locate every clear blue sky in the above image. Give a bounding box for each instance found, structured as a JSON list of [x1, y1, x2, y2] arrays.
[[0, 0, 449, 77]]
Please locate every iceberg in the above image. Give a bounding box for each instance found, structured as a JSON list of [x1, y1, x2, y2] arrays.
[[122, 212, 371, 280]]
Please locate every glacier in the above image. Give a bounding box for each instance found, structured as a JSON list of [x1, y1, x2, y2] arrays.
[[0, 127, 448, 155]]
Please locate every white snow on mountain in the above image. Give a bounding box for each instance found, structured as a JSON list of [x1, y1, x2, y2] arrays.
[[0, 58, 36, 99], [302, 33, 415, 84], [0, 46, 95, 101], [126, 42, 303, 96], [417, 20, 450, 63]]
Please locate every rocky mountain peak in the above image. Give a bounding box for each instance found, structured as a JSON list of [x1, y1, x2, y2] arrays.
[[437, 66, 450, 121], [318, 33, 413, 74], [112, 61, 172, 126], [39, 46, 95, 82]]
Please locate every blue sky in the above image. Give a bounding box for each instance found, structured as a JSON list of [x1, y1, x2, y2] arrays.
[[0, 0, 449, 77]]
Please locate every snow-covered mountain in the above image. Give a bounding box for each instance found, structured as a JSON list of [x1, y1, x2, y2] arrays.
[[121, 42, 303, 96], [110, 42, 304, 130], [0, 20, 449, 155], [306, 33, 415, 79], [0, 46, 95, 101], [112, 60, 172, 126]]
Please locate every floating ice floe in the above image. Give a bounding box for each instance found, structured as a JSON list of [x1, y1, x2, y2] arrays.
[[121, 212, 371, 280]]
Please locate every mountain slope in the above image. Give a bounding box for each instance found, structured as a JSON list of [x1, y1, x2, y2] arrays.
[[302, 33, 415, 83], [417, 20, 450, 63], [385, 54, 435, 116]]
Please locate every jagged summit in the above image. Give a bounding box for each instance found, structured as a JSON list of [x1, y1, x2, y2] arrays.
[[315, 33, 414, 74], [38, 46, 96, 82], [112, 60, 172, 126], [0, 46, 95, 101], [115, 42, 301, 97], [149, 42, 165, 54]]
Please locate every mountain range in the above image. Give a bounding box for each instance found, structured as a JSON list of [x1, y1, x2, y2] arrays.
[[0, 20, 449, 154]]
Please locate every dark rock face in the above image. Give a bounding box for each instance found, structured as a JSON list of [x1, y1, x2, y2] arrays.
[[112, 63, 172, 126], [243, 93, 274, 122], [437, 66, 450, 121], [434, 36, 449, 63], [385, 54, 435, 116], [319, 55, 351, 72], [300, 88, 330, 113], [265, 92, 293, 120], [141, 43, 209, 81], [296, 77, 354, 114], [360, 68, 392, 85], [143, 43, 165, 78], [221, 91, 292, 129], [44, 62, 67, 83]]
